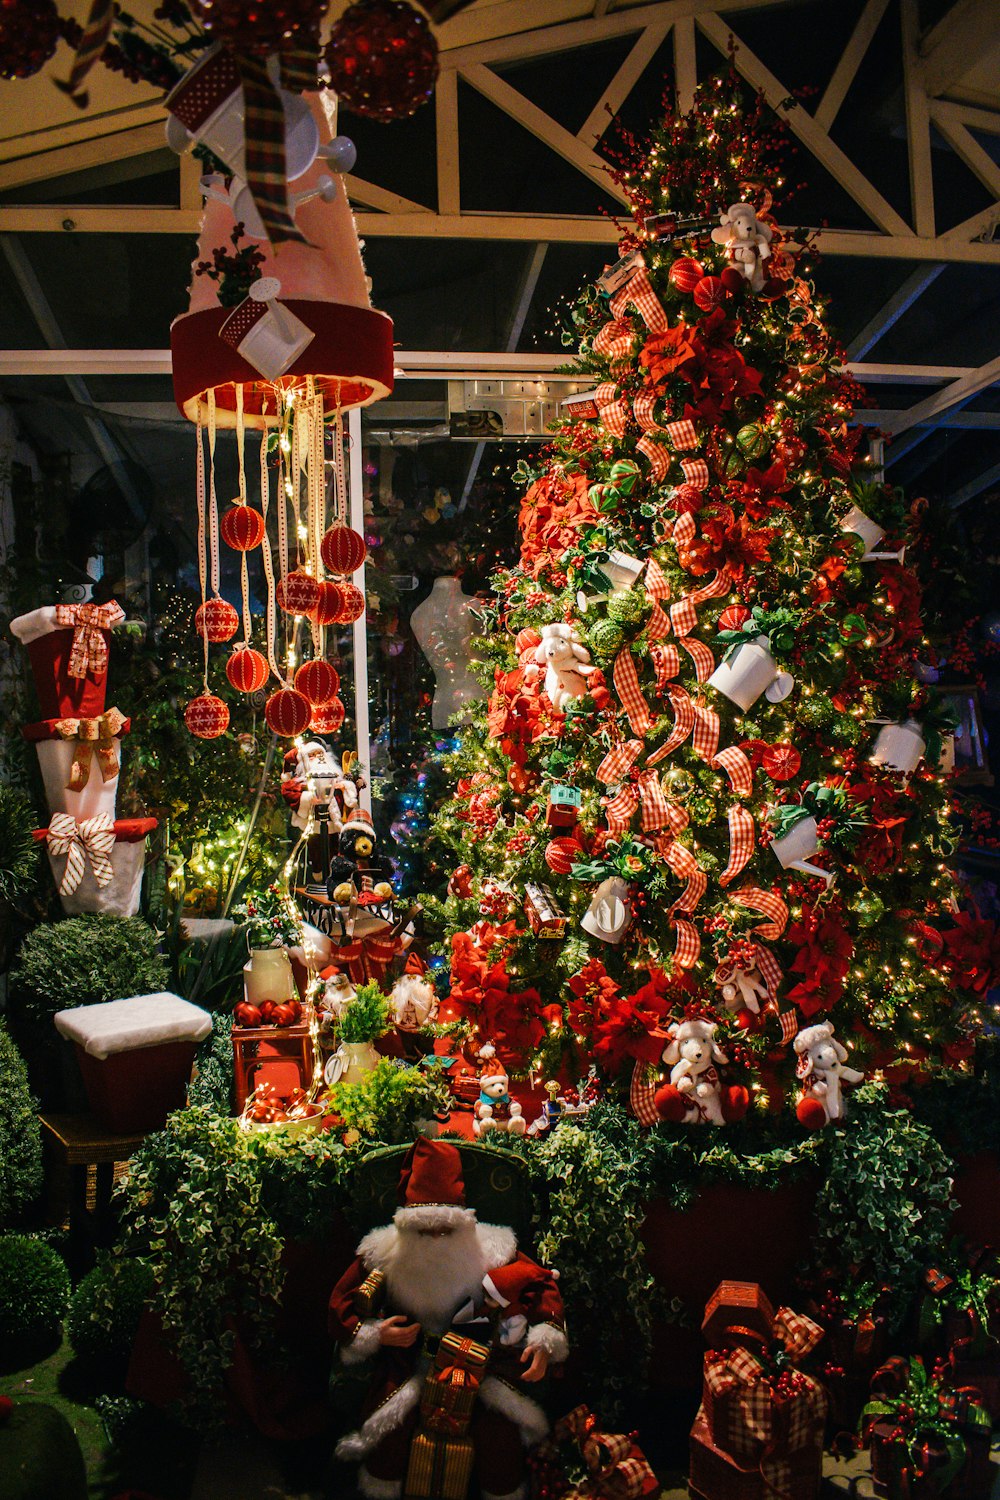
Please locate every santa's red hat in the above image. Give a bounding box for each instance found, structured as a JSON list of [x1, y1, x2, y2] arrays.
[[394, 1138, 473, 1231], [483, 1260, 557, 1312]]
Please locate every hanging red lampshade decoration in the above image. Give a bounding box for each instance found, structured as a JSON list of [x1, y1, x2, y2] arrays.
[[311, 696, 345, 735], [313, 580, 346, 626], [276, 570, 321, 618], [185, 692, 230, 739], [0, 0, 60, 80], [294, 659, 340, 706], [220, 503, 266, 552], [325, 0, 439, 124], [226, 645, 270, 694], [265, 687, 312, 737], [195, 598, 240, 642], [320, 522, 367, 576], [335, 583, 366, 623]]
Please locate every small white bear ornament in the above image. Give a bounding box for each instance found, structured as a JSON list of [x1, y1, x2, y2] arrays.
[[473, 1046, 526, 1136], [711, 202, 774, 291], [528, 623, 597, 712], [653, 1017, 749, 1127], [794, 1022, 864, 1128]]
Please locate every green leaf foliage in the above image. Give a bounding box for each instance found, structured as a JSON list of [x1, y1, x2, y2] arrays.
[[338, 983, 391, 1043], [0, 1234, 70, 1341], [67, 1253, 153, 1364], [0, 1021, 43, 1228], [10, 914, 169, 1024], [329, 1059, 452, 1144]]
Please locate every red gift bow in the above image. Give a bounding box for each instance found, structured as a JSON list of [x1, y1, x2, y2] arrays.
[[54, 600, 125, 679], [552, 1405, 655, 1500]]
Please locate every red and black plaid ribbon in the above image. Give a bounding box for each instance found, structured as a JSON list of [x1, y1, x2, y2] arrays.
[[237, 53, 306, 246]]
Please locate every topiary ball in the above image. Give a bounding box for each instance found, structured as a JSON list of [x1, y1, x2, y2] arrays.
[[191, 0, 326, 56], [0, 1023, 42, 1227], [0, 1399, 87, 1500], [0, 1235, 69, 1345], [67, 1255, 152, 1365]]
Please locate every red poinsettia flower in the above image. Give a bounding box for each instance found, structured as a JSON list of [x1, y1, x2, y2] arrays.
[[519, 470, 599, 576], [730, 460, 792, 520], [639, 321, 698, 390], [941, 909, 1000, 996], [679, 505, 777, 580], [785, 905, 854, 1016]]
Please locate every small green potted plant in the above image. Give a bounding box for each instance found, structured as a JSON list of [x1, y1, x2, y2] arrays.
[[331, 982, 391, 1085], [233, 884, 302, 1007], [327, 1057, 452, 1143]]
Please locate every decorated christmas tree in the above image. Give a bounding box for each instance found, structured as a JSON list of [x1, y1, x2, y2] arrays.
[[422, 73, 997, 1128]]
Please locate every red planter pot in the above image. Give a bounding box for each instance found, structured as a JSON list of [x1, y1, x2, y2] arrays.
[[949, 1151, 1000, 1245]]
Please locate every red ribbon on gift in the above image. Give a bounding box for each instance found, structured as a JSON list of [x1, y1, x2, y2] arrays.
[[54, 601, 124, 679]]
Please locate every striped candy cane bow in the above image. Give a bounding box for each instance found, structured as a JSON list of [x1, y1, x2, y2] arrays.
[[45, 813, 116, 895]]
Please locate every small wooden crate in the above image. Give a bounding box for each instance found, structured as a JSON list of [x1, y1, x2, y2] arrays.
[[232, 1021, 314, 1112]]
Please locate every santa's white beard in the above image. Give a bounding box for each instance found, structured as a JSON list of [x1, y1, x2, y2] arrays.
[[382, 1218, 488, 1335]]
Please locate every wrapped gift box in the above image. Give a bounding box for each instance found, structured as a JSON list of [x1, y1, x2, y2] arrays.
[[23, 712, 130, 821], [54, 993, 211, 1133], [34, 816, 157, 917], [689, 1408, 822, 1500], [10, 601, 123, 720], [869, 1416, 992, 1500]]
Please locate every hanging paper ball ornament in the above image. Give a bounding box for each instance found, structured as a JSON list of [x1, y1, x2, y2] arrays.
[[669, 258, 704, 293], [313, 580, 347, 627], [325, 0, 439, 124], [191, 0, 327, 56], [736, 423, 769, 459], [195, 597, 239, 642], [265, 688, 312, 737], [334, 582, 365, 623], [320, 522, 367, 576], [226, 646, 269, 694], [545, 837, 583, 875], [276, 570, 321, 618], [718, 604, 751, 632], [310, 696, 345, 734], [693, 276, 728, 311], [294, 659, 340, 706], [185, 692, 230, 739], [760, 743, 802, 782], [220, 504, 265, 552], [0, 0, 60, 80]]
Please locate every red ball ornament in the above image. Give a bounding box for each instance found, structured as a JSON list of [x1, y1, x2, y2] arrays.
[[220, 503, 265, 552], [310, 696, 345, 734], [334, 582, 365, 623], [515, 627, 542, 658], [265, 688, 312, 738], [195, 597, 239, 643], [276, 570, 321, 618], [326, 0, 439, 123], [191, 0, 327, 56], [718, 604, 751, 632], [225, 645, 269, 694], [720, 267, 745, 294], [669, 257, 704, 293], [320, 522, 367, 576], [545, 837, 582, 875], [313, 580, 346, 626], [0, 0, 60, 80], [693, 275, 729, 311], [185, 692, 230, 739], [294, 659, 340, 706], [671, 482, 703, 516]]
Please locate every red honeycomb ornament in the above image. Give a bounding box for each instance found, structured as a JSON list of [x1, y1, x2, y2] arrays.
[[184, 692, 230, 739], [320, 522, 367, 576], [220, 504, 266, 552], [276, 570, 321, 618], [191, 0, 327, 56], [668, 257, 704, 293], [335, 582, 365, 623], [226, 646, 269, 694], [294, 659, 340, 706], [1, 0, 60, 81], [325, 0, 439, 124], [195, 597, 239, 642], [544, 837, 583, 875], [310, 697, 345, 735], [265, 687, 312, 738], [313, 580, 346, 626]]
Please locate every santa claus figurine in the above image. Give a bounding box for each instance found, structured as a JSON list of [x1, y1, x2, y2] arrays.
[[330, 1137, 568, 1500]]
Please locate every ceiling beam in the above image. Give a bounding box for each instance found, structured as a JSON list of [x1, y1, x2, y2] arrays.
[[882, 353, 1000, 436], [672, 14, 697, 111], [856, 409, 1000, 430], [901, 0, 934, 237], [846, 264, 945, 359], [930, 101, 1000, 200], [919, 0, 999, 99], [814, 0, 891, 133], [435, 68, 461, 216], [949, 457, 1000, 508], [697, 13, 913, 238], [0, 122, 168, 192], [577, 18, 672, 147]]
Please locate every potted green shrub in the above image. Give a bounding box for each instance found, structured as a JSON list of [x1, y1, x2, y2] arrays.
[[0, 1022, 43, 1229], [233, 885, 301, 1008], [0, 1234, 70, 1367], [332, 983, 391, 1085], [327, 1058, 452, 1143]]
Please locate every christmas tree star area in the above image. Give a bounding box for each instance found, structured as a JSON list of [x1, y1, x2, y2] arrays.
[[421, 71, 987, 1129]]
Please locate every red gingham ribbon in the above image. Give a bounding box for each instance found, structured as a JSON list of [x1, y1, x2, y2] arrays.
[[670, 571, 729, 640], [691, 700, 721, 761], [672, 916, 701, 968], [650, 637, 714, 686], [54, 601, 125, 679], [637, 769, 672, 832], [594, 321, 635, 364], [729, 885, 789, 941], [754, 944, 784, 999], [644, 557, 672, 642], [719, 803, 755, 887], [630, 1060, 661, 1125], [776, 1009, 800, 1043], [613, 649, 652, 735], [596, 739, 643, 786], [609, 265, 669, 333], [712, 745, 754, 796], [673, 511, 697, 549], [680, 457, 710, 488], [636, 434, 671, 481], [649, 642, 679, 689], [647, 686, 695, 762], [665, 841, 707, 912], [595, 382, 630, 438], [603, 769, 676, 836], [633, 390, 662, 432], [665, 419, 698, 450]]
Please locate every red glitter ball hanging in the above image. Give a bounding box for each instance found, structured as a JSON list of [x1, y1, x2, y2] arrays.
[[191, 0, 327, 58], [320, 522, 367, 576], [226, 645, 269, 694], [265, 687, 312, 737], [544, 837, 583, 875], [668, 258, 704, 293], [294, 659, 340, 706], [310, 696, 345, 735], [0, 0, 60, 81], [276, 570, 321, 618], [184, 692, 230, 739], [325, 0, 439, 124], [334, 582, 366, 623], [220, 504, 266, 552], [313, 580, 347, 626], [195, 597, 240, 643]]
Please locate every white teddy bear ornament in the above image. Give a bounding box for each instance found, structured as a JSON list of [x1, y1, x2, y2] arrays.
[[528, 623, 597, 712], [711, 202, 773, 291], [653, 1017, 749, 1127], [794, 1022, 864, 1129]]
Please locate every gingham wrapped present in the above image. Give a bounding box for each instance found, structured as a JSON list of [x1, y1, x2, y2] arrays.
[[529, 1404, 657, 1500]]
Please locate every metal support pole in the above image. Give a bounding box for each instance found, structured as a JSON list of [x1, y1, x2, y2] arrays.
[[347, 405, 372, 816]]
